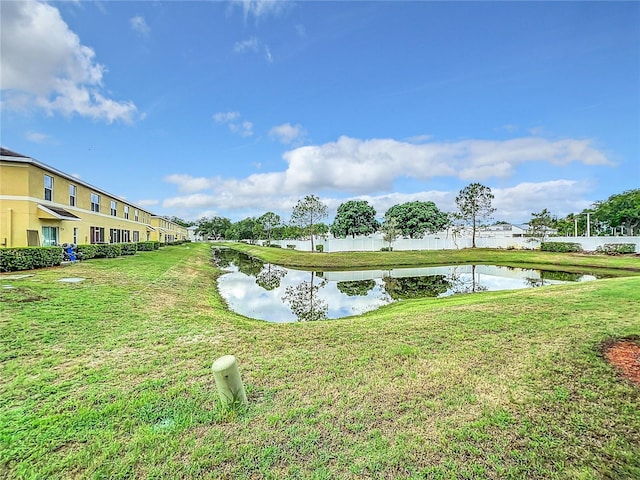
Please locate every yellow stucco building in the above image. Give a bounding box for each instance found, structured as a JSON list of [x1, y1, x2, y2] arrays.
[[0, 148, 188, 248]]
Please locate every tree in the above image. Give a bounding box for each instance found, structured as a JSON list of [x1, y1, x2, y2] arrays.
[[593, 189, 640, 236], [290, 195, 328, 252], [380, 216, 401, 250], [528, 208, 557, 242], [164, 216, 194, 227], [454, 183, 496, 248], [330, 200, 380, 238], [227, 217, 259, 242], [384, 201, 449, 239], [196, 216, 231, 239], [257, 212, 281, 245]]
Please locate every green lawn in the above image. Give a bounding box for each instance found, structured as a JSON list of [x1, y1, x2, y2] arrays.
[[1, 243, 639, 479]]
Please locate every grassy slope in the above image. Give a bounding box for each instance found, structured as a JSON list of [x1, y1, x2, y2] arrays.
[[1, 243, 639, 479]]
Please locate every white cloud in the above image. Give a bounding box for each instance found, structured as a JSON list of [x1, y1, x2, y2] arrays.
[[492, 180, 593, 222], [233, 37, 259, 53], [25, 131, 52, 144], [213, 111, 240, 123], [137, 199, 159, 207], [130, 15, 150, 38], [269, 123, 306, 145], [213, 111, 253, 137], [265, 45, 273, 63], [0, 1, 138, 123], [232, 0, 290, 20], [164, 174, 218, 193], [160, 135, 611, 220], [163, 193, 229, 209]]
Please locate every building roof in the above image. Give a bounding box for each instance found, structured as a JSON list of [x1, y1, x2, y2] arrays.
[[1, 147, 154, 217], [0, 147, 29, 158]]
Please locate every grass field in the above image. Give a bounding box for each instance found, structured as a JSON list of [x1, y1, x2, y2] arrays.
[[1, 243, 639, 479]]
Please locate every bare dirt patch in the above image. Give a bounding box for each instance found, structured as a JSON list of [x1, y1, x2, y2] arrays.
[[603, 338, 640, 386]]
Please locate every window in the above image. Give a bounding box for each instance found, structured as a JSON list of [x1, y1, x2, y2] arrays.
[[134, 209, 139, 222], [69, 184, 76, 206], [124, 205, 129, 219], [42, 226, 58, 246], [110, 228, 122, 243], [73, 227, 78, 244], [44, 175, 53, 201], [110, 200, 117, 216], [122, 230, 131, 243], [90, 226, 105, 244], [133, 231, 140, 242], [91, 193, 100, 212]]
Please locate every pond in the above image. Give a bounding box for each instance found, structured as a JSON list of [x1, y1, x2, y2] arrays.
[[213, 248, 601, 323]]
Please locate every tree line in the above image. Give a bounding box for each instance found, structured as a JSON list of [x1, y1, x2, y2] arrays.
[[193, 185, 639, 248]]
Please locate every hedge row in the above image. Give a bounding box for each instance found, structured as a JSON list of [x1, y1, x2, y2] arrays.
[[0, 247, 63, 272], [540, 242, 583, 253], [595, 243, 636, 255], [0, 241, 166, 272]]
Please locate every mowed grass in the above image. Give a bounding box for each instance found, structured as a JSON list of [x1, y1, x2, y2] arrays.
[[1, 243, 639, 479]]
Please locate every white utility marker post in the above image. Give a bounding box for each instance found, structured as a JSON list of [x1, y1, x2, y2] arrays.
[[212, 355, 248, 407]]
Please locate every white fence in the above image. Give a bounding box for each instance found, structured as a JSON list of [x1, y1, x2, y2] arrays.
[[267, 235, 640, 253]]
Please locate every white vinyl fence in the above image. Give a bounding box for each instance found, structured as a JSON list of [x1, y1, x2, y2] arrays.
[[267, 235, 640, 253]]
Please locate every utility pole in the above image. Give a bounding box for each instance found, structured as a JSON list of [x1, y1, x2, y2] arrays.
[[586, 212, 591, 237]]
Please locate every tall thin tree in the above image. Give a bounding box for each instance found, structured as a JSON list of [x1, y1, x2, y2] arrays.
[[455, 183, 496, 248]]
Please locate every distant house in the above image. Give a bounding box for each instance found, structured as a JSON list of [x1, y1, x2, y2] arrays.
[[0, 148, 186, 247], [477, 223, 556, 238]]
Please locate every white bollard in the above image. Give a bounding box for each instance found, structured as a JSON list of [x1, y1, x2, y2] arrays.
[[212, 355, 248, 407]]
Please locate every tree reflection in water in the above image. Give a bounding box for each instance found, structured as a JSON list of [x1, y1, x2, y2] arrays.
[[281, 271, 328, 321], [256, 264, 287, 291], [212, 247, 264, 276], [382, 274, 451, 299], [336, 280, 376, 297], [448, 265, 488, 294]]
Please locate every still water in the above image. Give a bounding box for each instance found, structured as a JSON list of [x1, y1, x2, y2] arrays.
[[213, 248, 599, 323]]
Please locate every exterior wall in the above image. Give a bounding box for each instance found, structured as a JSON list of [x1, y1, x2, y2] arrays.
[[1, 157, 156, 247]]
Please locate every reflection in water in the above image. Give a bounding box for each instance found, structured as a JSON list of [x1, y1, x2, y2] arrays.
[[382, 275, 450, 299], [256, 264, 287, 291], [212, 249, 601, 323], [281, 271, 329, 321], [337, 280, 376, 297], [213, 247, 264, 276], [448, 265, 489, 294]]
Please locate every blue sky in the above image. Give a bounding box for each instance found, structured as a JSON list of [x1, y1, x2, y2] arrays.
[[2, 0, 638, 224]]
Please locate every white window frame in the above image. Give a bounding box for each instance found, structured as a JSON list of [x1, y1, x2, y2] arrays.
[[44, 175, 53, 201], [69, 184, 76, 206], [91, 193, 100, 213]]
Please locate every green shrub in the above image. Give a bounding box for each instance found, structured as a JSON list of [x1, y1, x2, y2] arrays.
[[76, 244, 98, 259], [380, 247, 393, 252], [286, 244, 296, 249], [0, 246, 63, 272], [153, 242, 161, 250], [119, 243, 138, 255], [94, 244, 121, 258], [268, 244, 282, 248], [541, 242, 583, 253], [315, 244, 324, 253], [596, 243, 636, 255], [136, 241, 154, 251]]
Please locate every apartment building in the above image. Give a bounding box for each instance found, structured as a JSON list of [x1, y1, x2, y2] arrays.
[[150, 215, 189, 244], [0, 148, 187, 247]]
